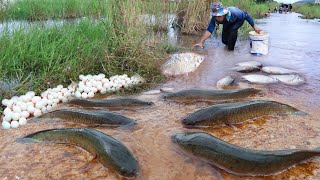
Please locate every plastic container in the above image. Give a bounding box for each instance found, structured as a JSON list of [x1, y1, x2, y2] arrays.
[[249, 31, 269, 56]]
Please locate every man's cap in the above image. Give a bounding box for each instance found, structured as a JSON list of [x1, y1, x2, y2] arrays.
[[210, 3, 229, 16]]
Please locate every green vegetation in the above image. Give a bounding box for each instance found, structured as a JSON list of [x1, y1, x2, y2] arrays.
[[294, 3, 320, 19]]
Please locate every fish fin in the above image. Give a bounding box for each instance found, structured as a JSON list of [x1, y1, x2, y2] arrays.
[[117, 122, 137, 130]]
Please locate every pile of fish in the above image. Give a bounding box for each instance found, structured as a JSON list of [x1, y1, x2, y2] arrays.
[[161, 52, 205, 76], [163, 86, 320, 177], [216, 61, 305, 88]]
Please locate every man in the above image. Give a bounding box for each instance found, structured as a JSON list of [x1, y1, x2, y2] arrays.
[[192, 3, 262, 51]]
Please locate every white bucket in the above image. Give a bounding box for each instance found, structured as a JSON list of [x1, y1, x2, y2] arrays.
[[249, 31, 269, 56]]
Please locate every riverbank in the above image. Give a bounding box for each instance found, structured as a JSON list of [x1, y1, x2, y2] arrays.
[[294, 3, 320, 19]]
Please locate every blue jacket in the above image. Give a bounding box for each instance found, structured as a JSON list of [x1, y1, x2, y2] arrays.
[[207, 7, 255, 34]]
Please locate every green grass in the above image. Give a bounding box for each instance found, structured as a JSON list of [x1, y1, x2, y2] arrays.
[[0, 0, 178, 102], [1, 0, 108, 21], [294, 3, 320, 19]]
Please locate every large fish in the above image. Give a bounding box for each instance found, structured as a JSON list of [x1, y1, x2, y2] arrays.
[[21, 128, 139, 178], [38, 109, 136, 126], [262, 66, 296, 75], [236, 61, 262, 68], [182, 100, 304, 126], [232, 66, 260, 73], [163, 88, 260, 102], [242, 74, 278, 84], [68, 98, 154, 109], [270, 75, 305, 85], [173, 132, 320, 176], [161, 53, 204, 76]]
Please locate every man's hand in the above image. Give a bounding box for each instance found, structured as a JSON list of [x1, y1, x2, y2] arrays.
[[253, 25, 262, 34], [192, 42, 204, 49]]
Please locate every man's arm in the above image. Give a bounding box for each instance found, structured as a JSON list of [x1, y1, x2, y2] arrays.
[[244, 12, 262, 33], [192, 17, 215, 49]]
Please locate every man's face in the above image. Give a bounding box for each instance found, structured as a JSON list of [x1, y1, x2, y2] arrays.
[[215, 15, 225, 23]]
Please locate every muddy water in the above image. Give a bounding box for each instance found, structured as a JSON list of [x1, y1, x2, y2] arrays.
[[1, 13, 320, 179]]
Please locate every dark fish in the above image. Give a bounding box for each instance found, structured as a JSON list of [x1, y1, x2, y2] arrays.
[[22, 128, 139, 178], [232, 66, 260, 73], [68, 98, 154, 109], [163, 88, 260, 102], [173, 132, 320, 176], [182, 100, 304, 126], [39, 109, 136, 126]]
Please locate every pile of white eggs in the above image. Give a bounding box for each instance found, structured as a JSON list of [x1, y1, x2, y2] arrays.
[[1, 73, 145, 129]]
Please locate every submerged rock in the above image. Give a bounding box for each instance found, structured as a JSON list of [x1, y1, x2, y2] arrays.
[[161, 53, 204, 76]]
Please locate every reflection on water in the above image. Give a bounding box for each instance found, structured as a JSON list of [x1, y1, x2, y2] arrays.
[[1, 13, 320, 179]]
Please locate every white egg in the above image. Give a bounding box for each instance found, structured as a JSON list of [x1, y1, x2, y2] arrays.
[[62, 98, 69, 103], [32, 96, 42, 104], [86, 82, 92, 88], [124, 84, 129, 89], [94, 75, 102, 81], [19, 102, 28, 111], [79, 74, 84, 80], [47, 88, 52, 93], [98, 73, 105, 78], [52, 92, 59, 99], [42, 98, 48, 105], [52, 103, 58, 109], [103, 82, 110, 89], [35, 101, 44, 109], [19, 117, 27, 125], [26, 102, 34, 107], [47, 95, 54, 100], [75, 91, 82, 98], [57, 85, 63, 90], [47, 99, 53, 105], [91, 87, 98, 93], [64, 91, 71, 97], [96, 84, 103, 91], [100, 89, 107, 94], [21, 111, 30, 118], [26, 91, 35, 97], [88, 92, 95, 98], [61, 88, 68, 94], [3, 113, 12, 121], [41, 92, 48, 98], [41, 107, 48, 114], [53, 99, 60, 104], [2, 99, 9, 106], [33, 109, 42, 117], [10, 120, 20, 128], [78, 85, 85, 93], [6, 100, 14, 108], [117, 84, 123, 88], [58, 95, 64, 101], [2, 121, 11, 129], [84, 87, 91, 93], [27, 106, 35, 114], [24, 95, 32, 102], [86, 74, 93, 79], [3, 108, 11, 115], [102, 78, 109, 84], [114, 80, 119, 84], [47, 105, 53, 112], [81, 93, 88, 99], [11, 96, 19, 101], [12, 112, 20, 121], [12, 105, 21, 113]]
